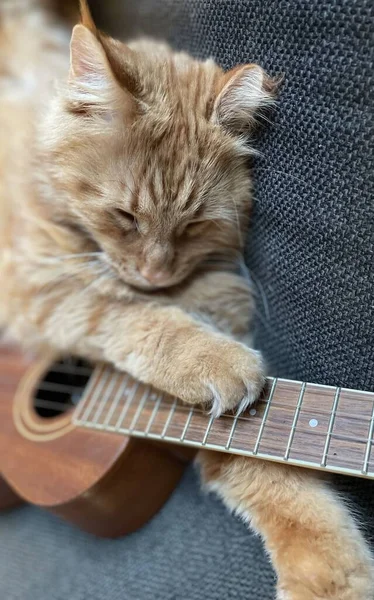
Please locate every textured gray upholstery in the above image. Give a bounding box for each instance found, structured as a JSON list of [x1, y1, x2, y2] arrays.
[[1, 1, 373, 599], [0, 468, 275, 600]]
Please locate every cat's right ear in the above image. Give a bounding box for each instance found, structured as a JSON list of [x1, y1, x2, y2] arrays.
[[213, 65, 279, 133], [68, 25, 133, 117]]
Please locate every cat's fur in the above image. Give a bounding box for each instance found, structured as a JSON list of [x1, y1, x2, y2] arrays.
[[0, 1, 373, 598]]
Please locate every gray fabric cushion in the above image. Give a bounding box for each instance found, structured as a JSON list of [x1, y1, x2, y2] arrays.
[[0, 467, 275, 600], [1, 1, 373, 599]]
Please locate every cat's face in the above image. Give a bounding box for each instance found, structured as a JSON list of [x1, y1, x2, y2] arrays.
[[45, 25, 275, 291]]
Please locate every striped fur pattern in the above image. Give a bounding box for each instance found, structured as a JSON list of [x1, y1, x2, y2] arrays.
[[0, 0, 271, 411], [0, 2, 373, 598]]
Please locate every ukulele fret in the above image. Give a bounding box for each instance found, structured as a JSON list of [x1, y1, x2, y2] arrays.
[[128, 388, 152, 432], [81, 368, 109, 423], [320, 387, 341, 467], [253, 378, 277, 455], [73, 365, 103, 421], [362, 402, 374, 474], [144, 393, 163, 435], [180, 407, 194, 441], [114, 381, 140, 430], [225, 411, 240, 450], [284, 382, 306, 460], [91, 372, 120, 426], [161, 398, 178, 438], [102, 373, 129, 427], [202, 415, 215, 445]]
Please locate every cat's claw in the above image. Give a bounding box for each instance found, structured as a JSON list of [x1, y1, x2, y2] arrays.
[[209, 389, 255, 419], [204, 352, 264, 418], [208, 384, 225, 419], [174, 339, 264, 418], [236, 387, 256, 416]]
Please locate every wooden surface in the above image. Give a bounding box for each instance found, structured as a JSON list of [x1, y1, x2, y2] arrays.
[[0, 475, 23, 510], [75, 365, 374, 479], [0, 344, 193, 536]]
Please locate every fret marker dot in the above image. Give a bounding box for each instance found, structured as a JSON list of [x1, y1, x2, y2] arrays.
[[249, 408, 257, 416], [309, 419, 319, 428]]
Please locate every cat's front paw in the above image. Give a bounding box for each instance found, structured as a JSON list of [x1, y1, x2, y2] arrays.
[[176, 337, 264, 417]]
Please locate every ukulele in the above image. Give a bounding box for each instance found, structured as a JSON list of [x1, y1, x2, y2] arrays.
[[1, 341, 373, 537]]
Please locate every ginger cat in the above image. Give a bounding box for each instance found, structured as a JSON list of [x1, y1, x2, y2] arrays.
[[0, 1, 373, 598]]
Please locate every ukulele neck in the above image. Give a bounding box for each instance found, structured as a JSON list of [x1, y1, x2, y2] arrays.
[[73, 365, 374, 480]]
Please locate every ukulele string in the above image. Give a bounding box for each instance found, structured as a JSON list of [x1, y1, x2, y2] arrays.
[[73, 384, 374, 447], [33, 362, 374, 447], [72, 386, 374, 425]]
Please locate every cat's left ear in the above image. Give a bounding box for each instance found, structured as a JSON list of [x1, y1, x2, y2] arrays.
[[68, 25, 119, 111], [68, 25, 135, 117], [213, 65, 278, 132]]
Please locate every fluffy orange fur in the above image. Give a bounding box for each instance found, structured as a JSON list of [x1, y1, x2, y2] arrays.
[[0, 2, 373, 598]]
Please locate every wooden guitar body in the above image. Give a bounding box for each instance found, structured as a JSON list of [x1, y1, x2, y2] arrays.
[[0, 344, 192, 537]]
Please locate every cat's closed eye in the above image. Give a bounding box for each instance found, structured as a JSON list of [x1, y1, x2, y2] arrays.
[[113, 209, 138, 231], [185, 221, 209, 236]]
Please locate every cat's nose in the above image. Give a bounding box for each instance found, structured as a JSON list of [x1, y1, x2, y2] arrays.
[[140, 242, 174, 285], [140, 265, 170, 285]]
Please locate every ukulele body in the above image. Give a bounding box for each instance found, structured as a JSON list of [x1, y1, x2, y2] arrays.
[[0, 343, 192, 537]]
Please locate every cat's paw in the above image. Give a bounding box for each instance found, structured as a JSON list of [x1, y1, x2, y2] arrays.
[[176, 337, 264, 417], [275, 541, 374, 600]]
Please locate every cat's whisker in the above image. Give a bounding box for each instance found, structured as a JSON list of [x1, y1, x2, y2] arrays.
[[227, 193, 244, 248], [70, 262, 107, 277], [80, 265, 118, 294], [204, 253, 272, 330], [28, 252, 104, 265], [71, 260, 119, 283], [30, 257, 113, 295], [52, 252, 104, 261], [239, 263, 272, 329], [208, 214, 232, 229]]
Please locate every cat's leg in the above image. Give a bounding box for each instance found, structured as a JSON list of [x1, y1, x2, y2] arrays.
[[199, 452, 374, 600], [169, 271, 254, 342], [7, 283, 263, 416]]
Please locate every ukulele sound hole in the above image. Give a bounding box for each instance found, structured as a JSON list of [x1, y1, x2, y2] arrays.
[[33, 358, 93, 419]]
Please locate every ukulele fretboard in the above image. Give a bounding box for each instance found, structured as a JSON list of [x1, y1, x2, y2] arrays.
[[73, 365, 374, 479]]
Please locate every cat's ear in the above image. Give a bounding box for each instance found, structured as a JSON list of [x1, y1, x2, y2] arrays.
[[68, 24, 120, 111], [68, 24, 138, 118], [213, 65, 277, 132]]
